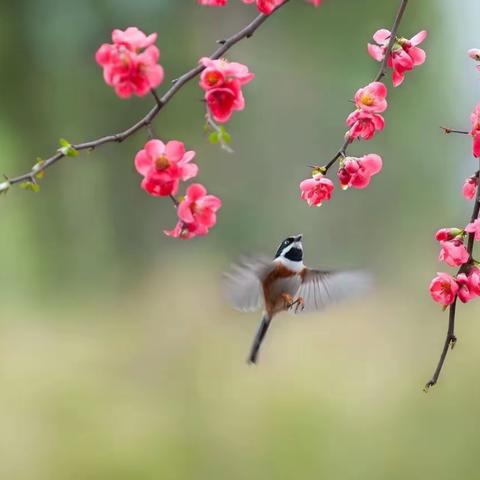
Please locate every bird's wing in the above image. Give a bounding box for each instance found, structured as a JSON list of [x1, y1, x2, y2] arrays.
[[223, 255, 273, 312], [291, 268, 372, 314]]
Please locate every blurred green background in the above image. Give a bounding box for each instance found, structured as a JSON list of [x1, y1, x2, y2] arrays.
[[1, 0, 480, 478]]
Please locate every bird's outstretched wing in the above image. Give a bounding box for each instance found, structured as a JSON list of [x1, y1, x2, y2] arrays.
[[292, 269, 372, 314], [223, 255, 273, 312]]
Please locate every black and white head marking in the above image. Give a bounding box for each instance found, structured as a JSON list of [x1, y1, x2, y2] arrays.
[[274, 234, 304, 271]]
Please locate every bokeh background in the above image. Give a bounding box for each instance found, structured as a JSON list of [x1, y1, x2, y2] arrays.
[[1, 0, 480, 478]]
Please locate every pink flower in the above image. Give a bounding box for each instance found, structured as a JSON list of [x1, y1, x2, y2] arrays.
[[299, 174, 334, 206], [165, 184, 222, 239], [456, 272, 478, 304], [468, 48, 480, 61], [368, 29, 427, 87], [337, 154, 383, 190], [438, 240, 469, 267], [242, 0, 284, 14], [134, 140, 198, 197], [199, 0, 320, 12], [354, 82, 388, 113], [95, 27, 164, 98], [429, 272, 459, 306], [465, 218, 480, 241], [199, 58, 254, 90], [435, 227, 463, 242], [470, 104, 480, 158], [468, 267, 480, 295], [468, 48, 480, 71], [111, 27, 157, 51], [346, 110, 385, 141], [199, 58, 254, 123], [197, 0, 227, 5], [463, 176, 478, 200]]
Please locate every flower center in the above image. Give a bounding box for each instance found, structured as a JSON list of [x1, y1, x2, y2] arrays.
[[360, 94, 375, 106], [154, 154, 170, 170], [206, 72, 221, 86]]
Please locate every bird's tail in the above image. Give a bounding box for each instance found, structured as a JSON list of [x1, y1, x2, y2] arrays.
[[248, 314, 271, 365]]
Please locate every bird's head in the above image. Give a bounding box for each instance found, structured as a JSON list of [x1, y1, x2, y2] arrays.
[[274, 234, 304, 265]]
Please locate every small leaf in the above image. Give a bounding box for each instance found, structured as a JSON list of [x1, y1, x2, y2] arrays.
[[19, 181, 40, 192], [209, 132, 219, 144], [221, 131, 232, 144], [33, 157, 45, 179], [58, 138, 79, 157]]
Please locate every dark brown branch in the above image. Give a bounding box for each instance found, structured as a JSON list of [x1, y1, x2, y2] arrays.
[[373, 0, 409, 83], [321, 0, 409, 174], [0, 1, 290, 192], [441, 127, 469, 135], [425, 158, 480, 391]]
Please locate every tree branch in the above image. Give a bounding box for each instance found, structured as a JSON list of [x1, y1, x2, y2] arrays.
[[0, 1, 290, 192], [425, 158, 480, 391], [321, 0, 409, 174]]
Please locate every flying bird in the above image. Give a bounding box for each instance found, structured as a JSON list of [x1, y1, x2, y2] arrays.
[[223, 234, 371, 364]]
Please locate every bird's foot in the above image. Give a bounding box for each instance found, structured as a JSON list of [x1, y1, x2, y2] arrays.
[[288, 296, 305, 313], [281, 293, 294, 310]]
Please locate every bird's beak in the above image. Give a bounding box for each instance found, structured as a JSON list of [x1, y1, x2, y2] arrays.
[[295, 234, 303, 242]]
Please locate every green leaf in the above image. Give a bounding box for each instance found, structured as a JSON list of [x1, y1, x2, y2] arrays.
[[33, 157, 45, 179], [19, 181, 40, 192], [58, 138, 79, 157], [208, 132, 219, 145]]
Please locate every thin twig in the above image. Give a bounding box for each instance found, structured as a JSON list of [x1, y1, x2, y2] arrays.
[[321, 0, 409, 174], [425, 157, 480, 390], [373, 0, 409, 83], [441, 127, 469, 135], [2, 1, 290, 190]]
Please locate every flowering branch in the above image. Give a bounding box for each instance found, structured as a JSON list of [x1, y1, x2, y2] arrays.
[[323, 0, 408, 173], [425, 86, 480, 388], [0, 2, 289, 194], [425, 164, 480, 391], [300, 0, 426, 207]]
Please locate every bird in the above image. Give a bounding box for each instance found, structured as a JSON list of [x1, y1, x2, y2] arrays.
[[223, 234, 371, 364]]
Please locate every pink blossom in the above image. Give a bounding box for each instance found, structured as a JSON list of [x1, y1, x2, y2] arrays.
[[463, 176, 478, 200], [468, 267, 480, 295], [199, 58, 253, 123], [429, 272, 459, 306], [456, 272, 478, 304], [438, 240, 469, 267], [468, 48, 480, 61], [337, 154, 383, 190], [368, 29, 427, 87], [197, 0, 227, 5], [242, 0, 284, 14], [299, 174, 334, 206], [199, 58, 254, 90], [354, 82, 388, 113], [134, 140, 198, 197], [465, 218, 480, 240], [435, 228, 463, 242], [111, 27, 157, 51], [470, 104, 480, 158], [346, 110, 384, 141], [165, 183, 222, 239], [95, 27, 164, 98], [468, 48, 480, 71]]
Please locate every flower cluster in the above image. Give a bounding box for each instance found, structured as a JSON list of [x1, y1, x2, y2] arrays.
[[95, 27, 164, 98], [470, 103, 480, 158], [299, 25, 427, 208], [96, 28, 222, 240], [197, 0, 321, 15], [135, 139, 222, 239], [430, 219, 480, 306], [199, 57, 254, 123], [368, 29, 427, 87]]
